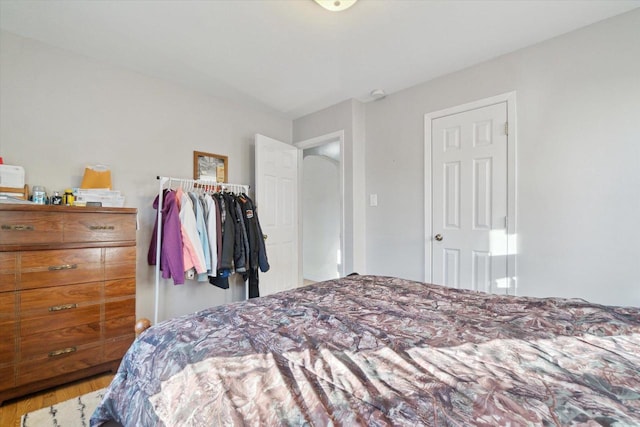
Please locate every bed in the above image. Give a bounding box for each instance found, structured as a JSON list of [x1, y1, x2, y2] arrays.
[[91, 275, 640, 426]]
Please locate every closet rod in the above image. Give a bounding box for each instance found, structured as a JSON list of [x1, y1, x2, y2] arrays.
[[155, 175, 250, 192], [153, 175, 251, 325]]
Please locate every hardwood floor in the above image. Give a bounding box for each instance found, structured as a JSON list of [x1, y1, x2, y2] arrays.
[[0, 373, 114, 427]]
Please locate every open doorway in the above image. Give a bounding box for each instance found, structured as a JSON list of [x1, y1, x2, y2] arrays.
[[296, 132, 344, 285]]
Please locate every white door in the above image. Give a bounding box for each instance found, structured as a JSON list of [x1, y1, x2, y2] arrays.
[[255, 134, 299, 296], [431, 102, 508, 293]]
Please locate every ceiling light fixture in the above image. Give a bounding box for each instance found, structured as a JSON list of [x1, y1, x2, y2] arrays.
[[313, 0, 358, 12]]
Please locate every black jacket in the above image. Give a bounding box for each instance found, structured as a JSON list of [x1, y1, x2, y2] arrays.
[[238, 194, 269, 273]]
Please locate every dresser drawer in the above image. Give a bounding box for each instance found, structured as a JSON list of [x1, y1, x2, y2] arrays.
[[17, 343, 102, 385], [20, 304, 101, 336], [105, 247, 136, 280], [64, 213, 136, 243], [0, 253, 16, 292], [0, 212, 63, 245], [20, 282, 102, 314], [105, 278, 135, 298], [0, 320, 16, 365], [0, 366, 14, 392], [105, 297, 135, 320], [104, 335, 134, 362], [105, 297, 135, 339], [20, 248, 102, 290], [20, 322, 101, 360], [105, 314, 136, 339], [0, 291, 15, 316]]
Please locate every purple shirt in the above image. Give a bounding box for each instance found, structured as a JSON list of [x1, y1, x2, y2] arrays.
[[148, 190, 185, 285]]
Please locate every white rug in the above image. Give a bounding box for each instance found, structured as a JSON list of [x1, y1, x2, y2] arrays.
[[20, 388, 106, 427]]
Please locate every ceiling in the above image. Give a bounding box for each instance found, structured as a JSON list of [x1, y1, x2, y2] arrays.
[[1, 0, 638, 119]]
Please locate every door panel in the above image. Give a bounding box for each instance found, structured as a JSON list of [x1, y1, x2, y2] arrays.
[[443, 248, 460, 288], [432, 102, 508, 293], [444, 161, 460, 229]]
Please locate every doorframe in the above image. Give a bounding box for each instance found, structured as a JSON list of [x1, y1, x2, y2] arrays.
[[424, 92, 517, 293], [295, 130, 346, 285]]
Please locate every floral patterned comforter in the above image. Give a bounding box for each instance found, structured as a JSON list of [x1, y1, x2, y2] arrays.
[[91, 275, 640, 426]]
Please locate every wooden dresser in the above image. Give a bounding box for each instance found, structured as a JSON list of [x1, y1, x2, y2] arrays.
[[0, 204, 137, 404]]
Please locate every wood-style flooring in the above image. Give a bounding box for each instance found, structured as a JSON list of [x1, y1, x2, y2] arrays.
[[0, 373, 114, 427]]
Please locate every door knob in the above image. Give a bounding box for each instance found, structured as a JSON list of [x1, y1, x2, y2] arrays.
[[434, 234, 443, 241]]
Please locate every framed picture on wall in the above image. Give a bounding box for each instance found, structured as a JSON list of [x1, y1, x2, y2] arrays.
[[193, 151, 228, 183]]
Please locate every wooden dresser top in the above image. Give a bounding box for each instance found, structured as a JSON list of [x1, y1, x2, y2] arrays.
[[0, 204, 137, 214]]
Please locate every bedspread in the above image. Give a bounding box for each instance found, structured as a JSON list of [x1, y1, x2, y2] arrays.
[[91, 275, 640, 426]]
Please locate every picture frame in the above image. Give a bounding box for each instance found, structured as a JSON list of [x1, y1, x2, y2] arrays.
[[193, 151, 228, 183]]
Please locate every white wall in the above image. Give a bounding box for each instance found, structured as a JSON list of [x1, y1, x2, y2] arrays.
[[365, 9, 640, 306], [0, 31, 292, 321], [2, 7, 639, 311]]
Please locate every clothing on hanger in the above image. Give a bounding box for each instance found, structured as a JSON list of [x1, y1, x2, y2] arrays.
[[201, 193, 218, 277], [148, 189, 185, 285], [150, 178, 266, 298], [189, 192, 211, 282], [237, 193, 269, 298], [176, 187, 206, 276]]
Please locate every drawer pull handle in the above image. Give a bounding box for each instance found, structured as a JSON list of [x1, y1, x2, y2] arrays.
[[49, 303, 77, 312], [89, 225, 115, 230], [48, 264, 78, 271], [49, 347, 77, 358], [1, 224, 34, 231]]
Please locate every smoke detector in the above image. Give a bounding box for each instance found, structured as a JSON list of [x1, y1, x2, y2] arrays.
[[370, 89, 387, 101]]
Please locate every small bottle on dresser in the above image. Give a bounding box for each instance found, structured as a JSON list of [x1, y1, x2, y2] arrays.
[[50, 192, 63, 205], [63, 189, 75, 206], [32, 186, 46, 204]]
